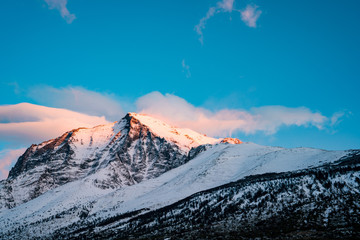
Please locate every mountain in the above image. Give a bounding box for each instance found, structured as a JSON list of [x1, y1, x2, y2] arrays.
[[0, 113, 220, 209], [0, 113, 359, 239]]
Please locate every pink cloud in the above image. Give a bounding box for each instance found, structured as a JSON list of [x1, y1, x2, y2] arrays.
[[0, 148, 26, 180], [0, 90, 343, 174], [136, 92, 329, 137], [0, 103, 109, 146], [44, 0, 76, 23], [240, 5, 262, 28], [0, 102, 111, 180], [28, 86, 124, 121]]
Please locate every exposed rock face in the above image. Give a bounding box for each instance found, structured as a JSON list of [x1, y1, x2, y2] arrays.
[[220, 137, 242, 144], [0, 113, 219, 209]]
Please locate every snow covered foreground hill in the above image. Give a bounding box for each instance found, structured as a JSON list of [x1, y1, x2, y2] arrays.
[[0, 113, 359, 239]]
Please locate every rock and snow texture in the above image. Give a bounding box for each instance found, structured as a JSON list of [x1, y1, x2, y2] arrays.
[[105, 153, 360, 240], [127, 113, 220, 151], [0, 112, 357, 239], [0, 142, 352, 239], [220, 137, 243, 144], [0, 113, 222, 210]]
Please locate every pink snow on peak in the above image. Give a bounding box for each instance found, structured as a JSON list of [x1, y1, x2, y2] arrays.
[[220, 138, 243, 144], [128, 112, 221, 151]]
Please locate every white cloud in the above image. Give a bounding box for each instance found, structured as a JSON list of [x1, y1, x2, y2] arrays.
[[181, 59, 191, 78], [0, 103, 109, 146], [44, 0, 76, 24], [0, 148, 26, 180], [28, 86, 124, 121], [195, 0, 261, 44], [240, 5, 262, 28], [136, 92, 330, 137]]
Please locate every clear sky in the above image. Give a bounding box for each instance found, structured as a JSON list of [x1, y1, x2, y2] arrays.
[[0, 0, 360, 178]]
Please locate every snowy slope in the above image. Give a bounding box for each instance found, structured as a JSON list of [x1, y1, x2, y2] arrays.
[[0, 142, 349, 239], [87, 143, 347, 219], [104, 154, 360, 240]]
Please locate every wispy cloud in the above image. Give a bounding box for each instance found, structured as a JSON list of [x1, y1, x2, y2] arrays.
[[240, 5, 262, 28], [195, 0, 234, 44], [44, 0, 76, 23], [136, 92, 332, 137], [330, 110, 351, 127], [181, 59, 191, 78], [0, 148, 26, 180], [0, 103, 109, 147], [195, 0, 262, 44], [194, 7, 217, 45], [28, 86, 124, 121]]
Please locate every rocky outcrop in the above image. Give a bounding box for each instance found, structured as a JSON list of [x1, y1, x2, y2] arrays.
[[220, 138, 242, 144]]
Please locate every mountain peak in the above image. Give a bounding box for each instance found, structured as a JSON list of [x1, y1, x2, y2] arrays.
[[124, 112, 220, 152], [220, 137, 243, 144]]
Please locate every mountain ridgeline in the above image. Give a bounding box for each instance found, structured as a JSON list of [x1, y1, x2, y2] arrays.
[[1, 113, 219, 209], [0, 113, 359, 239]]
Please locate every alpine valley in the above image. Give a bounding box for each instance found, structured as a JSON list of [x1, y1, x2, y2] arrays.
[[0, 113, 359, 239]]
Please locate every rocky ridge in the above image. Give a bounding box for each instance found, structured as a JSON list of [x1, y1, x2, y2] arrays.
[[0, 113, 226, 209]]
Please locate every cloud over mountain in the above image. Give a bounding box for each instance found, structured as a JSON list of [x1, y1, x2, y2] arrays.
[[0, 89, 345, 179], [0, 103, 109, 146], [137, 92, 329, 137]]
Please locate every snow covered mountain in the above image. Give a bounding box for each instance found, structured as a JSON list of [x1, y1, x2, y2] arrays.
[[0, 113, 220, 209], [0, 112, 359, 239]]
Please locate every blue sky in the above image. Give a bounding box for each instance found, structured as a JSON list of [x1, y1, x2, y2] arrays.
[[1, 0, 360, 177]]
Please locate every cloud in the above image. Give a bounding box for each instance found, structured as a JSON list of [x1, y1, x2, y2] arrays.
[[330, 110, 351, 127], [194, 0, 234, 44], [0, 90, 347, 176], [44, 0, 76, 23], [240, 5, 262, 28], [28, 86, 124, 121], [195, 0, 261, 44], [194, 7, 216, 45], [0, 148, 26, 180], [136, 92, 331, 137], [0, 88, 345, 168], [217, 0, 235, 12], [181, 59, 191, 78], [0, 103, 109, 147]]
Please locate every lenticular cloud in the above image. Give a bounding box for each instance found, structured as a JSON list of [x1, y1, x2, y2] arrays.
[[136, 91, 328, 137], [0, 103, 109, 146]]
